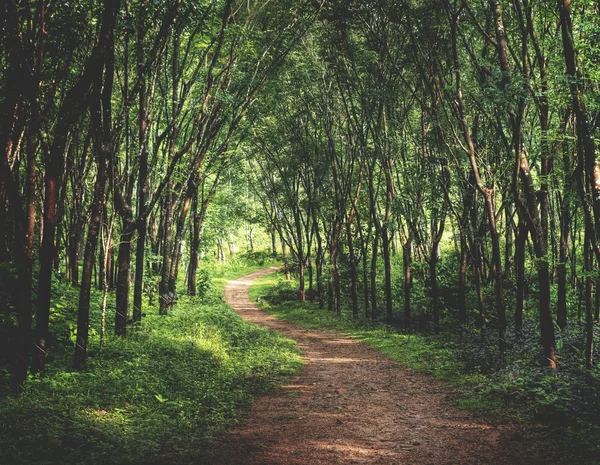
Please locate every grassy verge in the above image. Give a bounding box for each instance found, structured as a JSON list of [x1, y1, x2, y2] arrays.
[[250, 273, 483, 403], [250, 271, 600, 465], [0, 263, 301, 465]]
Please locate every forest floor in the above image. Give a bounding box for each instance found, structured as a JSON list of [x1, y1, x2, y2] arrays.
[[200, 267, 561, 465]]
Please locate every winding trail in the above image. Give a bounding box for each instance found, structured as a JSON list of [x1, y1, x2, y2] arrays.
[[202, 268, 554, 465]]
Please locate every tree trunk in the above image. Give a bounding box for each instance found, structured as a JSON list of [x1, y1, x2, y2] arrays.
[[403, 240, 412, 326], [457, 233, 468, 325], [159, 192, 175, 315], [346, 220, 358, 318], [188, 189, 200, 296], [514, 216, 527, 337], [370, 233, 378, 319], [115, 227, 133, 336], [74, 135, 108, 369], [382, 230, 393, 325]]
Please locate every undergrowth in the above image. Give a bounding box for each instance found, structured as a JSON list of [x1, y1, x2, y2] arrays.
[[0, 261, 301, 465], [251, 271, 600, 465]]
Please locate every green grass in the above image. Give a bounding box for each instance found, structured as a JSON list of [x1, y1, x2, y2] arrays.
[[250, 273, 485, 401], [0, 263, 301, 465]]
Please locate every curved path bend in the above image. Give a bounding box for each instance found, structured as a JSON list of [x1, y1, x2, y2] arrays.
[[202, 267, 552, 465]]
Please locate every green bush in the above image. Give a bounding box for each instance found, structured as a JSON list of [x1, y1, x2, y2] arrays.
[[0, 282, 301, 465]]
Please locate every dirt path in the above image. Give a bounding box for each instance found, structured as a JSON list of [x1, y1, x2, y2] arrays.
[[202, 268, 554, 465]]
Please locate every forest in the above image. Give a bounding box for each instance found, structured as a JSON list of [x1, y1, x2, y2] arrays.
[[1, 0, 600, 463]]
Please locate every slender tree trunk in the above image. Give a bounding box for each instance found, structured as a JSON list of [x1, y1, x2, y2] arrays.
[[271, 224, 277, 256], [11, 118, 38, 391], [115, 226, 133, 335], [382, 230, 393, 325], [585, 225, 594, 368], [457, 233, 468, 325], [403, 240, 412, 327], [346, 220, 358, 318], [430, 245, 440, 334], [514, 216, 527, 337], [159, 193, 174, 315], [557, 192, 570, 329], [74, 137, 108, 369], [188, 188, 199, 296], [370, 233, 378, 318], [132, 64, 149, 322], [299, 258, 306, 301], [314, 220, 324, 309]]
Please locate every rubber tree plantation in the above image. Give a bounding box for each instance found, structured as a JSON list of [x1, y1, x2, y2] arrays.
[[1, 0, 600, 464]]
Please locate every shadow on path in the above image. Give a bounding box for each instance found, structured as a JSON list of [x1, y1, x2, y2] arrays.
[[199, 267, 554, 465]]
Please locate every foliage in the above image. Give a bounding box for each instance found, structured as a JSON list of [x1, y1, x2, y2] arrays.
[[0, 271, 301, 465]]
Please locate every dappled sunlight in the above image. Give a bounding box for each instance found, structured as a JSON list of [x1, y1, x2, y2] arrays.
[[322, 338, 359, 345], [311, 356, 367, 364], [281, 383, 312, 390], [310, 439, 397, 458]]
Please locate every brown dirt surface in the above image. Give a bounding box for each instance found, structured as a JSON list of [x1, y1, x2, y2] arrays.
[[199, 268, 559, 465]]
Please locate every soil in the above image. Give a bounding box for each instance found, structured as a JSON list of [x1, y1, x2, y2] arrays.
[[199, 268, 558, 465]]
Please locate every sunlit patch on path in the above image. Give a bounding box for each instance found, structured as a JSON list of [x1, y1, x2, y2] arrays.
[[199, 268, 554, 465]]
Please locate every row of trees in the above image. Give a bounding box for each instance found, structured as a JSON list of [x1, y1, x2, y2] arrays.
[[1, 0, 324, 392], [249, 0, 599, 370], [2, 0, 598, 394]]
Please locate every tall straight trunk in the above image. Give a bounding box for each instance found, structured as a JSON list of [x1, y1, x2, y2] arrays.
[[115, 227, 133, 336], [299, 259, 306, 301], [557, 188, 570, 329], [484, 192, 507, 352], [228, 232, 235, 258], [12, 115, 38, 391], [314, 220, 324, 308], [308, 256, 314, 302], [346, 220, 358, 318], [217, 237, 226, 263], [514, 216, 527, 336], [504, 204, 513, 277], [517, 151, 556, 366], [107, 223, 115, 289], [188, 188, 200, 296], [430, 208, 447, 334], [382, 231, 393, 325], [159, 26, 181, 315], [457, 234, 468, 325], [430, 246, 440, 334], [403, 240, 412, 326], [158, 194, 174, 315], [132, 214, 147, 322], [271, 224, 277, 255], [370, 234, 378, 318], [361, 236, 370, 318], [68, 211, 84, 287], [473, 240, 486, 334], [165, 179, 194, 309], [281, 234, 290, 280], [584, 225, 594, 368], [73, 137, 107, 369], [33, 165, 61, 373], [132, 19, 149, 322]]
